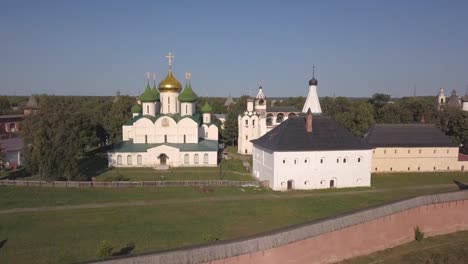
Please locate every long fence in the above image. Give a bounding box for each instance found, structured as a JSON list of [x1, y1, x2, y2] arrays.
[[0, 180, 261, 188], [83, 190, 468, 264]]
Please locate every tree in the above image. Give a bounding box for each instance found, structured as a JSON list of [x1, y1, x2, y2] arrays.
[[21, 96, 97, 180], [375, 103, 412, 124], [221, 111, 238, 146], [368, 93, 391, 110]]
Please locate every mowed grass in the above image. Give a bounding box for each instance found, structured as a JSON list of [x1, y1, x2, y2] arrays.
[[371, 172, 468, 188], [95, 159, 253, 181], [0, 187, 459, 264], [341, 230, 468, 264]]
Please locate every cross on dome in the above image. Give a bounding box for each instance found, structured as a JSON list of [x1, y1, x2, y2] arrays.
[[165, 52, 174, 67], [185, 72, 191, 80]]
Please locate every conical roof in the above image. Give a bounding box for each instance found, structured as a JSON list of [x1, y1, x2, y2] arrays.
[[201, 101, 212, 113], [178, 81, 198, 102], [131, 104, 142, 113], [152, 81, 160, 101], [25, 95, 39, 109], [140, 83, 158, 102]]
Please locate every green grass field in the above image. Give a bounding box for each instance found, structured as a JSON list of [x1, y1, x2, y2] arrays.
[[341, 230, 468, 264], [0, 172, 467, 263]]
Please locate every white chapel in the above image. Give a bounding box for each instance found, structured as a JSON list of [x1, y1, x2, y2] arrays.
[[108, 53, 219, 168]]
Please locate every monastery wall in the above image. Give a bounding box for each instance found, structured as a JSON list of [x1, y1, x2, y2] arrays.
[[88, 191, 468, 264]]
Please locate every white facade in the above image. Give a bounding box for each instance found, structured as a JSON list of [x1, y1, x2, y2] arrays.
[[109, 55, 219, 168], [252, 146, 372, 191]]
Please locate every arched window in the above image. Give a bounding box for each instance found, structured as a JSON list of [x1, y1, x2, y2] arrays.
[[343, 157, 348, 163], [194, 154, 199, 164], [320, 157, 324, 164], [127, 155, 132, 165], [146, 105, 149, 114], [266, 114, 273, 126], [252, 120, 256, 127], [185, 104, 188, 114], [304, 158, 309, 164], [203, 153, 209, 164], [358, 157, 362, 163], [294, 158, 298, 164], [164, 135, 167, 142], [276, 113, 284, 123], [184, 154, 189, 164], [283, 159, 286, 164], [336, 157, 341, 163], [183, 135, 186, 143], [117, 155, 122, 165], [245, 119, 248, 126], [137, 155, 142, 165]]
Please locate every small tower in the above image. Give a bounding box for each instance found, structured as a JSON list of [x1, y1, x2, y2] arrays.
[[254, 83, 267, 116], [437, 88, 446, 110], [302, 66, 322, 114], [178, 72, 198, 116], [131, 104, 142, 118], [201, 101, 212, 124], [152, 72, 161, 114], [140, 76, 158, 116], [246, 98, 254, 112], [23, 95, 39, 116]]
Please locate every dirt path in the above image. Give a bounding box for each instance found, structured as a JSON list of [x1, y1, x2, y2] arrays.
[[0, 184, 457, 215]]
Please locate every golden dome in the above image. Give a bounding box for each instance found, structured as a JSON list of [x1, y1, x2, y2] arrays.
[[158, 70, 182, 92]]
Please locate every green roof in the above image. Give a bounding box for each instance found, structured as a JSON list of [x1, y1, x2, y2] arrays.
[[111, 139, 218, 153], [152, 82, 160, 101], [178, 81, 199, 102], [201, 101, 213, 113], [140, 83, 158, 102], [131, 104, 142, 113]]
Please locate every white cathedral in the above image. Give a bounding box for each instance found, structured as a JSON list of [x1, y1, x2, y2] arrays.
[[108, 53, 219, 168]]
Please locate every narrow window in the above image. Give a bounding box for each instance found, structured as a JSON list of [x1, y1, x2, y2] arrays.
[[304, 158, 308, 164], [320, 158, 324, 164], [283, 159, 286, 164], [343, 158, 347, 163], [447, 166, 450, 170], [194, 154, 199, 164], [418, 167, 420, 171], [419, 149, 422, 154], [117, 155, 122, 165], [408, 149, 411, 154], [294, 159, 297, 164], [384, 149, 387, 154], [408, 167, 410, 171], [375, 167, 378, 171], [145, 135, 148, 143], [372, 150, 375, 154], [127, 155, 132, 165], [434, 149, 437, 154], [246, 135, 248, 140], [447, 149, 450, 154], [164, 135, 167, 143], [184, 154, 189, 164], [185, 104, 188, 114], [390, 167, 393, 171], [434, 166, 436, 171], [245, 119, 248, 126], [253, 120, 256, 126], [183, 135, 186, 143], [394, 149, 397, 154], [358, 157, 361, 163], [203, 154, 209, 164], [146, 105, 149, 114], [137, 155, 142, 165]]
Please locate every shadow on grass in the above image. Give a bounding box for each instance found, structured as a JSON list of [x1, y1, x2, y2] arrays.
[[453, 180, 468, 190], [0, 239, 7, 251], [112, 242, 135, 256], [78, 145, 113, 180]]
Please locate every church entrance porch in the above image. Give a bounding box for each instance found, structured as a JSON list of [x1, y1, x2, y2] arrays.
[[157, 153, 168, 165]]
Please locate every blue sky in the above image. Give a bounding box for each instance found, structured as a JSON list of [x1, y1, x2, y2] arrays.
[[1, 0, 467, 98]]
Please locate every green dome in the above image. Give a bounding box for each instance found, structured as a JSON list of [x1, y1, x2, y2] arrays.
[[152, 82, 160, 101], [178, 81, 198, 102], [131, 104, 142, 113], [140, 83, 158, 102], [201, 101, 212, 113]]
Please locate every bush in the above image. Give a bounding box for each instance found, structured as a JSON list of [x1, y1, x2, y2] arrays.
[[414, 226, 425, 241], [96, 240, 113, 258]]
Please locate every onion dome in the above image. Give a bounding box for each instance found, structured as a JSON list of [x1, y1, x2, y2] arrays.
[[158, 69, 182, 93], [178, 80, 198, 102], [140, 83, 158, 102], [151, 81, 160, 101], [131, 104, 142, 113], [201, 101, 212, 113], [309, 78, 318, 86]]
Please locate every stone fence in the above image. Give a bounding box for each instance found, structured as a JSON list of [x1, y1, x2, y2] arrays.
[[0, 180, 261, 188], [83, 190, 468, 264]]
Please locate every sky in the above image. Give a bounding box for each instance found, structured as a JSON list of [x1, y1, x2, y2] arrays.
[[1, 0, 467, 98]]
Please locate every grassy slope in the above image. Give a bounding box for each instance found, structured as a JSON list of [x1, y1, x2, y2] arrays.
[[0, 172, 467, 263], [341, 230, 468, 264]]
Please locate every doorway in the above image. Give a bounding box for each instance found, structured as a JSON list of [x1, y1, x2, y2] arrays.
[[158, 154, 168, 165], [287, 180, 294, 190], [329, 179, 335, 188]]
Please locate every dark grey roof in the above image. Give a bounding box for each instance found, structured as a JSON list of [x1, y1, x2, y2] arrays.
[[251, 115, 371, 152], [364, 124, 458, 148], [266, 106, 299, 113]]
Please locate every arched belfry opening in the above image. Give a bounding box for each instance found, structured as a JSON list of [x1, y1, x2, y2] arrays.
[[158, 153, 169, 165]]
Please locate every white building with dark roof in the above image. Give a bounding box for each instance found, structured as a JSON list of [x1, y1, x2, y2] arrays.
[[437, 88, 468, 111]]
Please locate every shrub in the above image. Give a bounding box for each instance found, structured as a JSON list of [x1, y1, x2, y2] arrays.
[[414, 226, 425, 241], [96, 240, 113, 258]]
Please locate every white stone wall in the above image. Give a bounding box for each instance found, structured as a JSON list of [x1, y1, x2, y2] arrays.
[[462, 101, 468, 112], [160, 92, 180, 114], [125, 116, 200, 144], [238, 114, 266, 155], [108, 148, 217, 168], [252, 146, 372, 191], [181, 102, 195, 116], [371, 147, 467, 172], [142, 102, 156, 116]]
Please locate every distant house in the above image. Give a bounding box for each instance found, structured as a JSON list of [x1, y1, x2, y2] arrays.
[[0, 114, 23, 135], [364, 124, 468, 172], [0, 137, 23, 168]]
